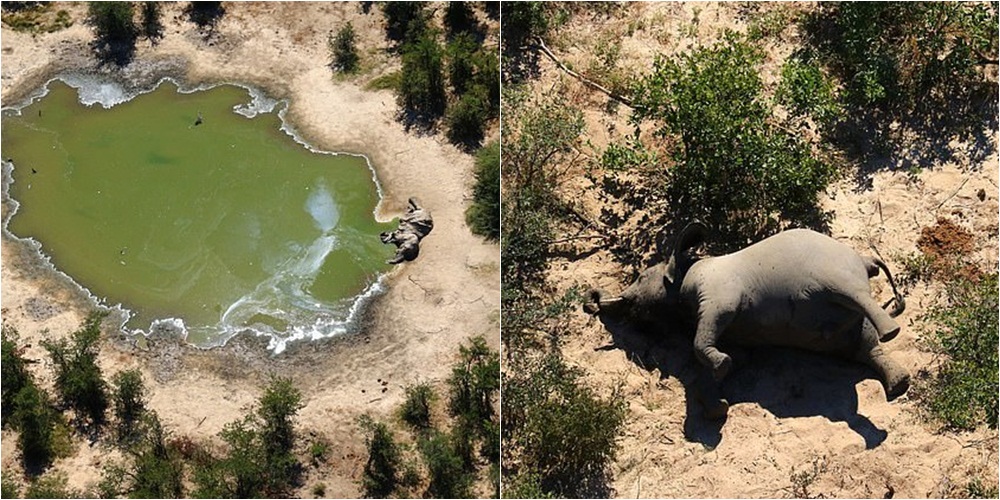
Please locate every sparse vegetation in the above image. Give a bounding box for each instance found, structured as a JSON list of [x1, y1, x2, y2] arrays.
[[330, 22, 360, 73], [24, 471, 77, 499], [399, 383, 436, 431], [42, 311, 109, 431], [111, 368, 147, 444], [2, 324, 31, 426], [87, 2, 137, 66], [466, 140, 501, 240], [923, 272, 998, 430]]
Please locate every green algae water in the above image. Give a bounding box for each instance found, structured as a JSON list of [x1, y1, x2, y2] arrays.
[[2, 79, 395, 352]]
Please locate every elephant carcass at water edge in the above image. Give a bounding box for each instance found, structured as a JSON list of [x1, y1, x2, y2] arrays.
[[381, 197, 434, 264]]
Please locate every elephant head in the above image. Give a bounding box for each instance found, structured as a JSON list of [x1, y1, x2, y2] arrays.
[[583, 221, 707, 323]]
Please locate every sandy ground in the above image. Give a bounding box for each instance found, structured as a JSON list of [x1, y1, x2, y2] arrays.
[[522, 3, 999, 498], [1, 2, 499, 497]]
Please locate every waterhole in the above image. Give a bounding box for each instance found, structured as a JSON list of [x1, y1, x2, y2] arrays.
[[2, 79, 395, 352]]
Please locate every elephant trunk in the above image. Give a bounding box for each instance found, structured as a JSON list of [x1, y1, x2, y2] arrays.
[[583, 289, 626, 316]]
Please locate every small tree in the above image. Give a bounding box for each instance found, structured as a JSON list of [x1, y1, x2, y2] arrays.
[[2, 324, 31, 426], [331, 22, 360, 73], [87, 1, 137, 66], [103, 412, 185, 498], [192, 417, 267, 499], [447, 32, 479, 95], [444, 2, 479, 39], [419, 430, 473, 498], [257, 376, 303, 492], [42, 311, 109, 431], [381, 2, 425, 43], [445, 85, 490, 148], [140, 1, 163, 43], [359, 416, 402, 498], [466, 140, 501, 240], [111, 369, 147, 444], [397, 31, 447, 121], [399, 383, 435, 431], [448, 336, 500, 434], [185, 1, 224, 34], [12, 381, 60, 470]]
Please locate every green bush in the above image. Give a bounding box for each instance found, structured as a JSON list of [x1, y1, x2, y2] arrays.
[[359, 415, 403, 498], [418, 430, 473, 499], [448, 32, 479, 95], [2, 324, 31, 426], [24, 471, 76, 499], [42, 311, 109, 431], [112, 369, 147, 444], [776, 54, 841, 125], [628, 34, 835, 249], [445, 85, 490, 147], [399, 383, 436, 431], [191, 377, 303, 498], [87, 2, 137, 65], [924, 273, 999, 430], [381, 2, 426, 43], [397, 31, 447, 121], [466, 139, 501, 240], [444, 2, 478, 39], [12, 381, 59, 468], [140, 2, 163, 42], [447, 336, 500, 437], [502, 352, 627, 497], [331, 22, 360, 73], [103, 413, 185, 498]]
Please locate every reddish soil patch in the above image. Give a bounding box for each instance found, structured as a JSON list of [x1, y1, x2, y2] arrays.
[[917, 217, 974, 259]]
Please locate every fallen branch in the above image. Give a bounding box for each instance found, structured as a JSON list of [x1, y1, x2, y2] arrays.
[[551, 234, 608, 245], [934, 176, 971, 211], [533, 36, 635, 107]]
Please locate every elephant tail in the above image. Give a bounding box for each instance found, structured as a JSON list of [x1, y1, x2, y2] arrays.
[[872, 256, 905, 317]]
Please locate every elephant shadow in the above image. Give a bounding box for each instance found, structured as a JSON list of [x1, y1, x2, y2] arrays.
[[595, 316, 888, 450]]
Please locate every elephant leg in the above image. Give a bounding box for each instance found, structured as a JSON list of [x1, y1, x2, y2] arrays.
[[693, 367, 729, 419], [832, 290, 900, 342], [855, 321, 910, 400], [694, 310, 735, 382]]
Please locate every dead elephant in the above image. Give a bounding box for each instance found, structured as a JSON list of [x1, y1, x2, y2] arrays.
[[584, 222, 909, 419], [381, 197, 434, 264]]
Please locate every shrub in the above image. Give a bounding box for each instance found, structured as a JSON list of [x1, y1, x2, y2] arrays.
[[444, 2, 479, 39], [359, 415, 402, 498], [42, 311, 109, 431], [466, 139, 501, 240], [381, 2, 426, 43], [191, 377, 303, 498], [628, 34, 835, 249], [397, 31, 447, 121], [106, 413, 185, 499], [399, 383, 436, 431], [331, 22, 360, 73], [418, 430, 473, 499], [447, 336, 500, 436], [13, 379, 61, 469], [111, 369, 147, 444], [503, 352, 627, 497], [776, 53, 841, 125], [309, 439, 330, 466], [445, 85, 490, 148], [2, 468, 21, 498], [140, 1, 163, 42], [24, 471, 76, 499], [2, 324, 31, 426], [923, 273, 999, 430], [447, 32, 479, 95], [87, 2, 136, 64], [185, 1, 224, 33]]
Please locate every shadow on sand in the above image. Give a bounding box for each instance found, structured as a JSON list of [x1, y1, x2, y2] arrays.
[[594, 315, 889, 450]]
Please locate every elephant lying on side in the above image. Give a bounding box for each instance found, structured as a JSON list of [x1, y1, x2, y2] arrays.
[[584, 222, 909, 418], [381, 197, 434, 264]]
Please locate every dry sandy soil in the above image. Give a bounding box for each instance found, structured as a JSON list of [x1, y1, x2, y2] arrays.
[[521, 3, 998, 498], [1, 2, 499, 497]]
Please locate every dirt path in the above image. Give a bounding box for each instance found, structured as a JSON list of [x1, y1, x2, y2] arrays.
[[1, 3, 499, 496]]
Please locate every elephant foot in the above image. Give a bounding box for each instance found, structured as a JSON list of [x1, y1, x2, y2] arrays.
[[711, 353, 732, 382], [883, 372, 910, 401], [879, 324, 901, 343], [703, 398, 729, 420]]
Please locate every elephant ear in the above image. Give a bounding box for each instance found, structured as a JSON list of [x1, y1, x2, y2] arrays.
[[664, 221, 707, 283]]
